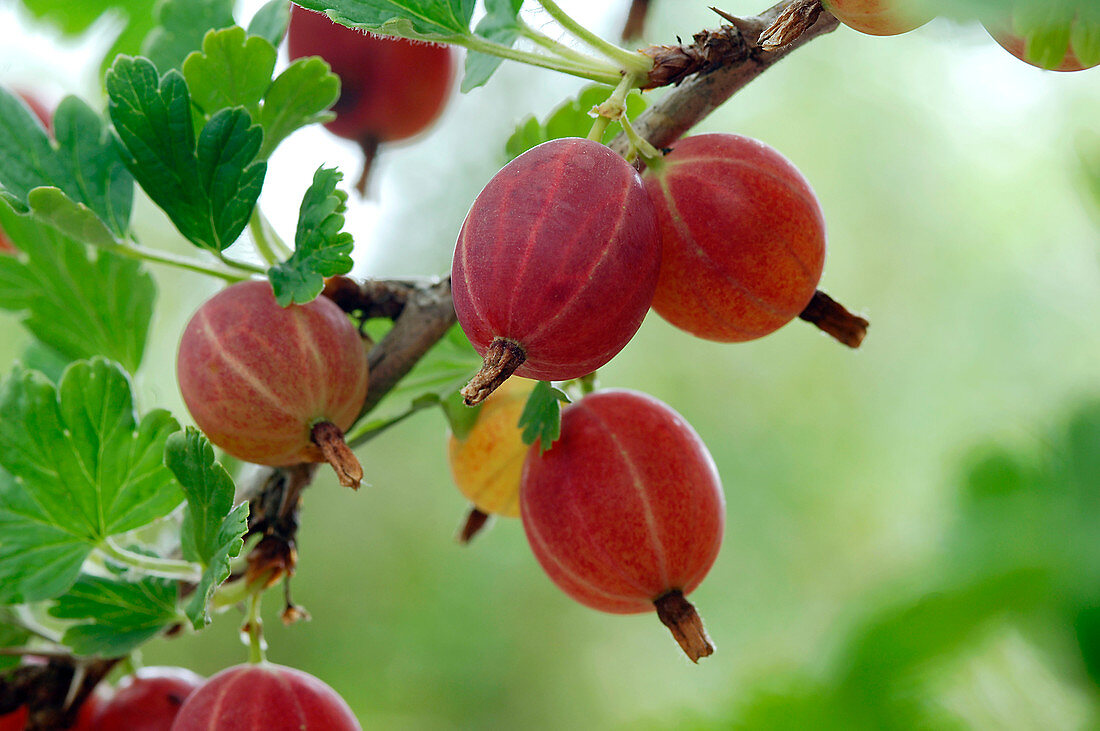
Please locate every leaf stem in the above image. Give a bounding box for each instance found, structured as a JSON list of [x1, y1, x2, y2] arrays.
[[109, 242, 253, 283], [214, 250, 268, 275], [461, 36, 623, 85], [533, 0, 653, 74], [99, 539, 204, 583], [517, 20, 622, 74], [248, 208, 293, 266]]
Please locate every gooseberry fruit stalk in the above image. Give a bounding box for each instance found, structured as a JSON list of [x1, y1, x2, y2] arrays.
[[176, 280, 369, 488], [520, 390, 725, 662], [452, 138, 661, 405]]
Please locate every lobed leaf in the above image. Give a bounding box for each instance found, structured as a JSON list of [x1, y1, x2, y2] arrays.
[[183, 27, 278, 120], [463, 0, 525, 92], [142, 0, 237, 73], [291, 0, 476, 41], [249, 0, 293, 46], [0, 88, 134, 240], [0, 199, 155, 373], [0, 359, 182, 604], [258, 57, 340, 159], [165, 428, 248, 629], [107, 56, 267, 252], [50, 574, 178, 656], [518, 380, 571, 454], [268, 167, 354, 306]]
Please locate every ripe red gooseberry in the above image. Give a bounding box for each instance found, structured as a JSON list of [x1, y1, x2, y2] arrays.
[[520, 389, 725, 661], [642, 133, 826, 343], [452, 138, 661, 404], [287, 5, 455, 192], [91, 666, 203, 731], [170, 663, 361, 731], [176, 280, 369, 487]]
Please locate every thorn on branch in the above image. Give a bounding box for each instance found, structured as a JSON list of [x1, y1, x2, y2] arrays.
[[759, 0, 824, 51]]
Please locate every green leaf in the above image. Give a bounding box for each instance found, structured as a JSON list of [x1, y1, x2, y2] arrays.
[[164, 429, 248, 629], [504, 84, 648, 161], [518, 381, 571, 453], [249, 0, 293, 46], [268, 167, 354, 306], [258, 57, 340, 159], [292, 0, 476, 41], [0, 200, 156, 373], [440, 389, 481, 441], [142, 0, 237, 73], [0, 89, 134, 239], [182, 27, 278, 120], [50, 574, 178, 656], [463, 0, 524, 92], [25, 188, 121, 249], [106, 56, 267, 252], [345, 323, 482, 444], [0, 359, 181, 603]]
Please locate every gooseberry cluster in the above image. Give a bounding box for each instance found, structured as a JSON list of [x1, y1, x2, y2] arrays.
[[3, 0, 1097, 725]]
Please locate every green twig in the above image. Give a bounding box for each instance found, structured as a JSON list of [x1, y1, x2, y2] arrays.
[[108, 242, 253, 283], [534, 0, 653, 74], [214, 250, 268, 275], [462, 35, 623, 85], [249, 208, 293, 264], [99, 538, 204, 583], [518, 20, 622, 74]]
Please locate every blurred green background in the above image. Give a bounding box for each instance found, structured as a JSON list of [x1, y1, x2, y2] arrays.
[[1, 0, 1099, 728]]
